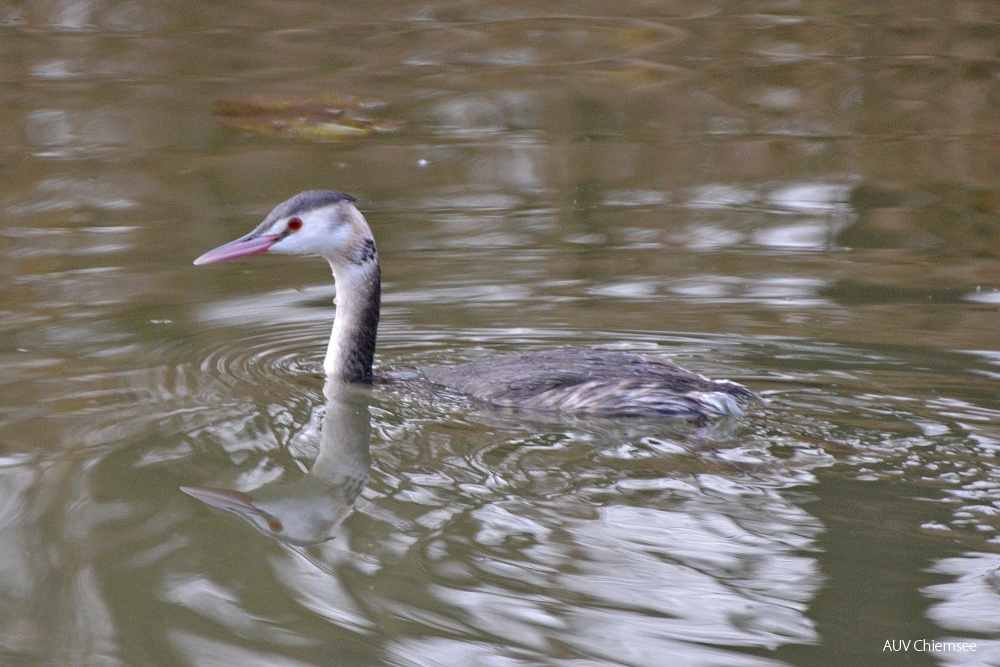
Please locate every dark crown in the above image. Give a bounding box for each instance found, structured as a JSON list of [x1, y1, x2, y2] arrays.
[[267, 190, 357, 222]]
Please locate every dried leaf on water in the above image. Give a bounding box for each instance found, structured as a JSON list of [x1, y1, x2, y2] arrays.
[[212, 93, 403, 141]]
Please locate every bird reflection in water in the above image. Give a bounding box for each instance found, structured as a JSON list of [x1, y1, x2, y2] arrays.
[[182, 380, 371, 546]]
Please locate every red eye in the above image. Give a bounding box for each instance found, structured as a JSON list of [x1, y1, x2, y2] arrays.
[[287, 217, 303, 231]]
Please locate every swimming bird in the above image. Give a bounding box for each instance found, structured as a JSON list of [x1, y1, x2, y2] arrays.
[[194, 190, 754, 418]]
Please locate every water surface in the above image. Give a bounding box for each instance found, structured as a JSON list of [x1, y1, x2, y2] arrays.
[[1, 1, 999, 666]]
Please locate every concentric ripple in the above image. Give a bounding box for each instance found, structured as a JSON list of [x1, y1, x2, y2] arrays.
[[197, 322, 326, 387], [191, 285, 336, 389]]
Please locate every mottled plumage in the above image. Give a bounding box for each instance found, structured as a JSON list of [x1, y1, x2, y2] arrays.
[[430, 348, 753, 418]]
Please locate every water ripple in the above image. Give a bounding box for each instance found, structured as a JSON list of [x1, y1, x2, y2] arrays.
[[196, 324, 325, 387]]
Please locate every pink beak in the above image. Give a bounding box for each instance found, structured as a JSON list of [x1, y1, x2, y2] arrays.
[[193, 234, 281, 265], [181, 486, 285, 534], [181, 486, 261, 513]]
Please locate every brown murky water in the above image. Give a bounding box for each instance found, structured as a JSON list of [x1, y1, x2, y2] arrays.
[[1, 2, 999, 666]]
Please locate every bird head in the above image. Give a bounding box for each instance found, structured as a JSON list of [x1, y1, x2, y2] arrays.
[[194, 190, 376, 268]]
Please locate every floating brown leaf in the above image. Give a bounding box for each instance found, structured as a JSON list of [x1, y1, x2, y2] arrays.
[[212, 93, 403, 141]]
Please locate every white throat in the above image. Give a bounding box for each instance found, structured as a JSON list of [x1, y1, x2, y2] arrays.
[[323, 257, 381, 382]]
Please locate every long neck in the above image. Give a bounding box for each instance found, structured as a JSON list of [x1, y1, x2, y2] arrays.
[[324, 258, 381, 382]]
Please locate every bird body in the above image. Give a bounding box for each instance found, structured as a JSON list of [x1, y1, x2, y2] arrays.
[[195, 191, 754, 419], [428, 348, 752, 418]]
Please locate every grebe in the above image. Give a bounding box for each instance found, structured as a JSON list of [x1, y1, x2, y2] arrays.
[[194, 191, 754, 418]]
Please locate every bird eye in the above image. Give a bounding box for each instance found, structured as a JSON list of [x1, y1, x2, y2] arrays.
[[287, 217, 303, 231]]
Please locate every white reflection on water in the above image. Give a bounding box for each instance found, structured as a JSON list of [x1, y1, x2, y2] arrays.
[[924, 554, 1000, 665], [556, 500, 819, 643], [169, 630, 318, 667], [4, 175, 141, 216], [765, 184, 851, 214], [965, 288, 1000, 305], [31, 59, 80, 80], [684, 182, 851, 215], [926, 554, 1000, 632], [678, 181, 853, 253], [752, 222, 834, 249], [359, 462, 821, 666], [668, 275, 833, 308], [686, 184, 757, 209], [24, 108, 138, 159]]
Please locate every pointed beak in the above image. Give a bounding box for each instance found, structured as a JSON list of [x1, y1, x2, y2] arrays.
[[181, 486, 286, 535], [181, 486, 263, 516], [193, 234, 281, 265]]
